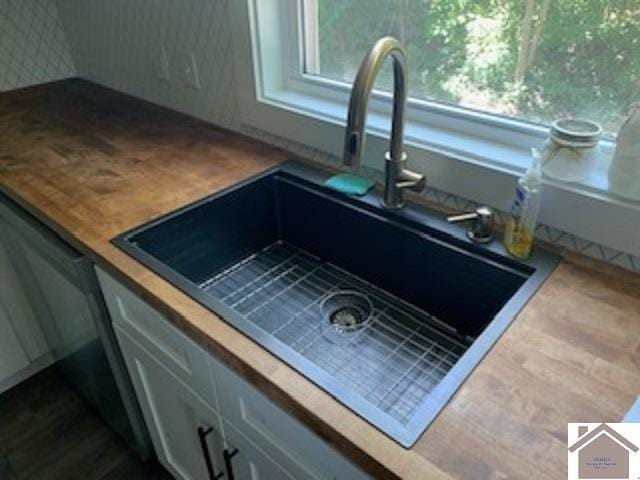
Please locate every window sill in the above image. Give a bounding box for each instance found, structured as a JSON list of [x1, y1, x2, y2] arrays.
[[237, 85, 640, 257], [264, 85, 623, 193]]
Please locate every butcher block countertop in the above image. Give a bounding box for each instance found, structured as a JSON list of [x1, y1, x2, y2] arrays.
[[2, 79, 640, 480]]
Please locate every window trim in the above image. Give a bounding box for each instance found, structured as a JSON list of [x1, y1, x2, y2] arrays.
[[230, 0, 640, 258]]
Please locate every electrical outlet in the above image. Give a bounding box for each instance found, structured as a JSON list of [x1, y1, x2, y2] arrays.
[[180, 51, 201, 90], [154, 47, 170, 82]]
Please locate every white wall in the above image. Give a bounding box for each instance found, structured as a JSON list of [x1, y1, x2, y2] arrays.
[[0, 0, 75, 91], [56, 0, 238, 130]]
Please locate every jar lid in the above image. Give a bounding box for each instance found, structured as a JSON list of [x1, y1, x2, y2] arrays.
[[550, 119, 602, 147]]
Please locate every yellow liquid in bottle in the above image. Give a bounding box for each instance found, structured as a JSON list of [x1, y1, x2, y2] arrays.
[[504, 217, 534, 259]]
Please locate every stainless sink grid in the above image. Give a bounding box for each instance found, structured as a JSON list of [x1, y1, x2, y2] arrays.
[[201, 241, 471, 425]]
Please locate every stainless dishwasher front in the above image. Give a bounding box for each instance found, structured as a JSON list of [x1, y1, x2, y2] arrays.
[[0, 194, 152, 460]]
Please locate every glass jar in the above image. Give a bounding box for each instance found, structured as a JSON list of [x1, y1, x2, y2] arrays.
[[541, 119, 602, 183]]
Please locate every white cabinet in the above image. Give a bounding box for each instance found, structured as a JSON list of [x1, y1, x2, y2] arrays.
[[98, 268, 369, 480], [115, 325, 227, 480], [115, 318, 303, 480], [213, 361, 366, 480], [116, 322, 295, 480], [98, 269, 216, 405], [222, 421, 297, 480]]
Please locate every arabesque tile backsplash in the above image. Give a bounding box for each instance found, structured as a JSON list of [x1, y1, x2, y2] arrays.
[[0, 0, 75, 91]]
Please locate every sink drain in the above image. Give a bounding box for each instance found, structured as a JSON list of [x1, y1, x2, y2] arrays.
[[329, 306, 366, 329], [321, 291, 373, 334]]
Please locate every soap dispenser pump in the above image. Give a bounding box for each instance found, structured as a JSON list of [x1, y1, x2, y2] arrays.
[[504, 148, 543, 259]]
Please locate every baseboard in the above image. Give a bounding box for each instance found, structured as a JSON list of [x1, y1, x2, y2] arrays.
[[0, 353, 54, 395]]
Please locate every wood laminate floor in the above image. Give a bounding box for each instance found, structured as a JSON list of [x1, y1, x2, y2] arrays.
[[0, 366, 172, 480]]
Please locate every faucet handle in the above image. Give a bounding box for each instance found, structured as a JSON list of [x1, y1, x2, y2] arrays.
[[447, 206, 495, 244], [395, 169, 426, 192]]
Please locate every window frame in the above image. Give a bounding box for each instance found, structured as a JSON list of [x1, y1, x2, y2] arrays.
[[245, 0, 619, 174], [230, 0, 640, 258], [292, 0, 553, 147]]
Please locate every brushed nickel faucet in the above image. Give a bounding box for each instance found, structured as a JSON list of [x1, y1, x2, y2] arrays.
[[343, 36, 426, 209]]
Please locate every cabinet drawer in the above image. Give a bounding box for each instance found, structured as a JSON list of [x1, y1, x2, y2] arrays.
[[97, 267, 218, 409], [213, 361, 369, 480]]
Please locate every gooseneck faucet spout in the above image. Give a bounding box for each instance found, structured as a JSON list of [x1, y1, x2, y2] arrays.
[[343, 36, 426, 209]]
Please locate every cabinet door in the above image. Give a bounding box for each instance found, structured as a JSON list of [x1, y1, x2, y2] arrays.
[[223, 421, 297, 480], [115, 324, 226, 480], [212, 359, 368, 480]]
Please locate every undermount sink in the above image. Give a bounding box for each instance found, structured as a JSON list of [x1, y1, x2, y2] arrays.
[[114, 161, 558, 447]]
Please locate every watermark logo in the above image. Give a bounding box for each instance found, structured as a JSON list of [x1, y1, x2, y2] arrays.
[[568, 423, 640, 479]]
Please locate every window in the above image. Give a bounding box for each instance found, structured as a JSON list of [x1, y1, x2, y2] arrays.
[[230, 0, 640, 259], [303, 0, 640, 137]]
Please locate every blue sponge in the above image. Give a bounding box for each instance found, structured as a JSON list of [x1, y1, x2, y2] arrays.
[[324, 173, 375, 196]]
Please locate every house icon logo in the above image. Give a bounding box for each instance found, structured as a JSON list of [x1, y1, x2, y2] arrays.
[[568, 423, 640, 480]]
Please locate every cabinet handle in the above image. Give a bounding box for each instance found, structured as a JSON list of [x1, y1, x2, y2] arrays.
[[223, 447, 239, 480], [197, 426, 224, 480]]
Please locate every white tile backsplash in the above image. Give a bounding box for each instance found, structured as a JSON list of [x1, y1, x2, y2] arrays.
[[0, 0, 75, 91], [3, 0, 638, 273], [56, 0, 238, 130]]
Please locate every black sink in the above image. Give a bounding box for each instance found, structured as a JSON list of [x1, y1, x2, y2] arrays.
[[115, 161, 558, 447]]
